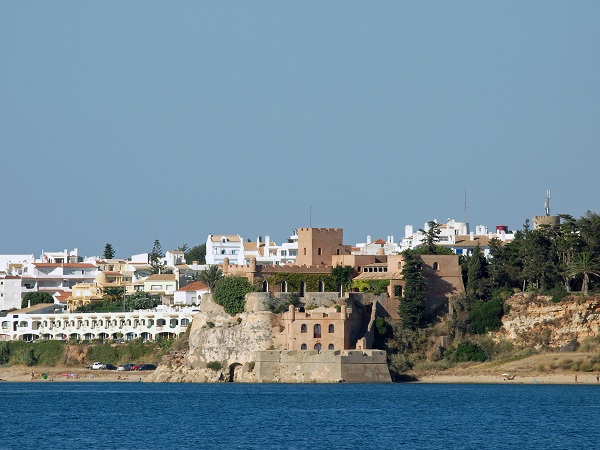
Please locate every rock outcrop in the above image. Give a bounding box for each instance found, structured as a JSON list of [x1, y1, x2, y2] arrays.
[[146, 310, 277, 383], [498, 294, 600, 348]]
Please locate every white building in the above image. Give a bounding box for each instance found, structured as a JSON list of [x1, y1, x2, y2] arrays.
[[173, 281, 209, 305], [0, 303, 195, 342], [352, 235, 397, 256], [243, 232, 299, 266], [206, 235, 245, 265], [399, 219, 515, 257], [0, 275, 23, 311], [20, 262, 98, 293]]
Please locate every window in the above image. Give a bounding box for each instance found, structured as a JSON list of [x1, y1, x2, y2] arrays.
[[151, 285, 161, 290], [318, 248, 322, 256], [328, 344, 334, 350], [300, 324, 307, 333], [432, 262, 439, 270], [303, 248, 307, 255], [314, 324, 321, 338], [314, 343, 322, 351], [328, 324, 334, 333], [301, 343, 307, 350]]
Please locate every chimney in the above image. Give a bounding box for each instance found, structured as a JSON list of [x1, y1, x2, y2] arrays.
[[470, 232, 474, 241], [367, 235, 371, 244]]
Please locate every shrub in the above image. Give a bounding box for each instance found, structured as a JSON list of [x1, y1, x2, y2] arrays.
[[206, 361, 223, 371], [375, 317, 388, 337], [9, 342, 37, 366], [469, 299, 504, 334], [213, 276, 254, 315], [550, 285, 568, 303], [33, 341, 66, 366], [446, 341, 487, 363], [0, 342, 9, 365], [247, 361, 255, 372], [21, 292, 54, 309]]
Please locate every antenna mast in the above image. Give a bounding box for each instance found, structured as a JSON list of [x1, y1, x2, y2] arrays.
[[545, 190, 551, 216], [463, 188, 468, 223]]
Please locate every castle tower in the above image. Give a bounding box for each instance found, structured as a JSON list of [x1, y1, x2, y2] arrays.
[[296, 228, 346, 267]]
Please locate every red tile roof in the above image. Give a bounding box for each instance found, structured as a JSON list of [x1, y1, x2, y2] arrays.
[[178, 281, 209, 292]]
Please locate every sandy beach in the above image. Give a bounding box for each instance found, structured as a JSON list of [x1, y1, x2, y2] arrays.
[[0, 366, 153, 383], [415, 372, 600, 384]]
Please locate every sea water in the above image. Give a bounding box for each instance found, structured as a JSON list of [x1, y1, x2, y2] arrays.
[[0, 382, 598, 449]]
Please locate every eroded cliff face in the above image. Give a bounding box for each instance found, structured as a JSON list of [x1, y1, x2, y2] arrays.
[[498, 294, 600, 348], [145, 311, 279, 383]]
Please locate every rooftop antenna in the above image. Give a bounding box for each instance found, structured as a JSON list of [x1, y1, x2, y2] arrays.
[[545, 189, 551, 216], [463, 188, 468, 223]]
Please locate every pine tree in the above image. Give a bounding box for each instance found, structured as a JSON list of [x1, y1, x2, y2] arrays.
[[398, 250, 427, 330], [149, 239, 165, 274], [103, 243, 115, 260]]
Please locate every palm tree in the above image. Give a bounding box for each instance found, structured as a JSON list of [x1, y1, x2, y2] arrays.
[[197, 265, 223, 292], [103, 286, 124, 303], [569, 252, 600, 295]]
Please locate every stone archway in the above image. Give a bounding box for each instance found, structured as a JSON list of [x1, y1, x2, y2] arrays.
[[228, 362, 243, 382]]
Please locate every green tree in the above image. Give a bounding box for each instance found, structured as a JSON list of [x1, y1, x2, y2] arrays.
[[213, 276, 254, 315], [124, 291, 157, 311], [418, 220, 442, 255], [102, 286, 124, 303], [22, 291, 54, 309], [149, 239, 165, 274], [197, 265, 223, 292], [468, 299, 504, 334], [466, 245, 491, 300], [185, 244, 206, 265], [103, 243, 115, 260], [398, 250, 427, 330], [330, 265, 354, 296], [578, 211, 600, 256], [569, 251, 600, 295]]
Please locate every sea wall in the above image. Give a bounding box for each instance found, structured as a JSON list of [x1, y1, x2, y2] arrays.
[[255, 349, 390, 383]]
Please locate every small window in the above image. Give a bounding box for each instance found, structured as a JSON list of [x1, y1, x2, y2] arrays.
[[314, 343, 322, 351], [303, 248, 307, 256], [328, 344, 334, 350], [432, 262, 439, 270], [318, 248, 322, 256], [301, 343, 307, 350], [300, 324, 307, 333], [314, 324, 321, 338], [328, 324, 334, 333]]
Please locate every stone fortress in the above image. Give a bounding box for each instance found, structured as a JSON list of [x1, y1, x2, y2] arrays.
[[148, 227, 465, 383]]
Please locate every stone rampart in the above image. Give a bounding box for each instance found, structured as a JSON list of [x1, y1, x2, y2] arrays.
[[255, 349, 391, 383]]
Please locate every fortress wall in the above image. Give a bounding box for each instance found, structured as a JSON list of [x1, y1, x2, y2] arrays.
[[255, 350, 391, 383]]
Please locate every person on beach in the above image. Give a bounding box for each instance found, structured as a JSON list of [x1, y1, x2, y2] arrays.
[[30, 372, 34, 381], [575, 374, 578, 383], [596, 374, 599, 384]]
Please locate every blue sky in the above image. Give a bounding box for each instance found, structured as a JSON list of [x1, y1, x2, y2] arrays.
[[1, 2, 599, 258]]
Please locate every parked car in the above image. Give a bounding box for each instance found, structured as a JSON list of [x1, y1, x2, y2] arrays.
[[131, 364, 144, 371], [135, 364, 157, 371], [104, 364, 117, 370], [91, 362, 106, 370], [117, 363, 137, 371]]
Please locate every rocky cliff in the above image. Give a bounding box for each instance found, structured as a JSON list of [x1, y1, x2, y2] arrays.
[[498, 294, 600, 348], [146, 309, 278, 382]]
